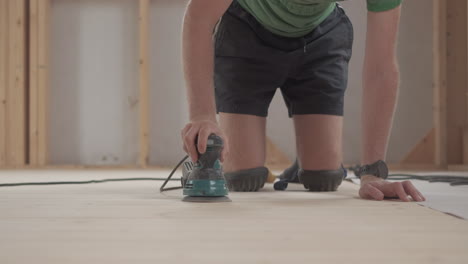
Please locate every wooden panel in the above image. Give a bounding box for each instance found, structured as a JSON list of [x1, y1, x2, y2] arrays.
[[29, 0, 50, 166], [0, 0, 8, 166], [434, 0, 468, 167], [433, 0, 448, 168], [29, 0, 39, 165], [6, 0, 27, 166], [37, 0, 50, 165], [464, 130, 468, 165], [401, 128, 435, 164], [138, 0, 150, 167], [0, 172, 468, 263], [446, 0, 467, 164], [465, 1, 468, 165]]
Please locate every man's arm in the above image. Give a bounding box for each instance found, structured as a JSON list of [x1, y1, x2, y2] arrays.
[[361, 7, 400, 168], [359, 6, 425, 202], [181, 0, 232, 162]]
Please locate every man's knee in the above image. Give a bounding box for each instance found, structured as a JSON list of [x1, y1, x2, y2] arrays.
[[224, 167, 268, 192]]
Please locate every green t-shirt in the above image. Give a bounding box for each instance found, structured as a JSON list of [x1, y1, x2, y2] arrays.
[[237, 0, 402, 37]]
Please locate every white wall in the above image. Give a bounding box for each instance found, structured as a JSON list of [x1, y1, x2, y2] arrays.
[[148, 0, 189, 165], [50, 0, 433, 166], [50, 0, 139, 165]]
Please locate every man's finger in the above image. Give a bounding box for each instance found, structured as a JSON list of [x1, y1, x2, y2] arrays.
[[181, 124, 192, 153], [402, 181, 424, 202], [360, 184, 384, 200], [197, 129, 211, 154], [220, 134, 229, 162], [184, 126, 199, 162], [221, 145, 229, 162], [181, 124, 191, 139], [220, 147, 226, 162], [393, 182, 410, 202], [418, 190, 426, 201], [413, 184, 426, 201]]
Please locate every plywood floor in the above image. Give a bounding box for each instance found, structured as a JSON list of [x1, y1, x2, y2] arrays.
[[0, 170, 467, 264]]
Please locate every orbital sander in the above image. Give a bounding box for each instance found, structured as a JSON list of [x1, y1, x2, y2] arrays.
[[160, 134, 231, 203]]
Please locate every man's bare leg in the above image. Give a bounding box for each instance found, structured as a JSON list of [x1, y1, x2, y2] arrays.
[[219, 113, 268, 191], [294, 114, 343, 170], [292, 114, 345, 191]]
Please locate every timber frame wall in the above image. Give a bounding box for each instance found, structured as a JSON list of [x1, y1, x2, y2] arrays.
[[0, 0, 151, 169], [0, 0, 466, 170], [400, 0, 468, 171], [0, 0, 27, 167]]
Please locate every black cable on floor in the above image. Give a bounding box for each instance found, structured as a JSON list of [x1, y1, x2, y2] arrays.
[[0, 163, 466, 188], [347, 165, 468, 186], [387, 174, 468, 186], [0, 177, 181, 187], [0, 156, 191, 189], [159, 155, 188, 192]]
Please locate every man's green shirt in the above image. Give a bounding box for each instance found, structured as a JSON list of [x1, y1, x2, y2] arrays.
[[236, 0, 402, 37]]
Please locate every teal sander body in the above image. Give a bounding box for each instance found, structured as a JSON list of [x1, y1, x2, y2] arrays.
[[181, 134, 231, 202]]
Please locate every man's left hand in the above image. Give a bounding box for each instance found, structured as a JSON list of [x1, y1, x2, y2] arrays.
[[359, 175, 426, 202]]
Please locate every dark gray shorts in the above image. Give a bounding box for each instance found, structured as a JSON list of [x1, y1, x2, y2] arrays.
[[214, 1, 354, 117]]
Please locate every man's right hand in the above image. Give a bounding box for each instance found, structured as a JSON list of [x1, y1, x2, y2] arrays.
[[181, 119, 229, 163]]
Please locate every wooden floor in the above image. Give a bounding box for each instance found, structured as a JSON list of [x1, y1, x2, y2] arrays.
[[0, 170, 467, 264]]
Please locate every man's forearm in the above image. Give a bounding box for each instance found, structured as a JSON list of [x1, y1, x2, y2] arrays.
[[361, 59, 400, 165], [361, 7, 401, 167], [182, 9, 217, 122]]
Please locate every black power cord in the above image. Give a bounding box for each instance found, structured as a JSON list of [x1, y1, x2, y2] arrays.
[[0, 156, 191, 189], [347, 166, 468, 186], [0, 162, 466, 188], [159, 155, 188, 192], [387, 174, 468, 186], [0, 177, 182, 187]]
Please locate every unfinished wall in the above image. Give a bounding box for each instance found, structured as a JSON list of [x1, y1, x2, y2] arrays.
[[50, 0, 139, 165], [49, 0, 433, 166]]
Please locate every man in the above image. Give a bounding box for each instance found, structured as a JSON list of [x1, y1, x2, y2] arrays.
[[180, 0, 425, 202]]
